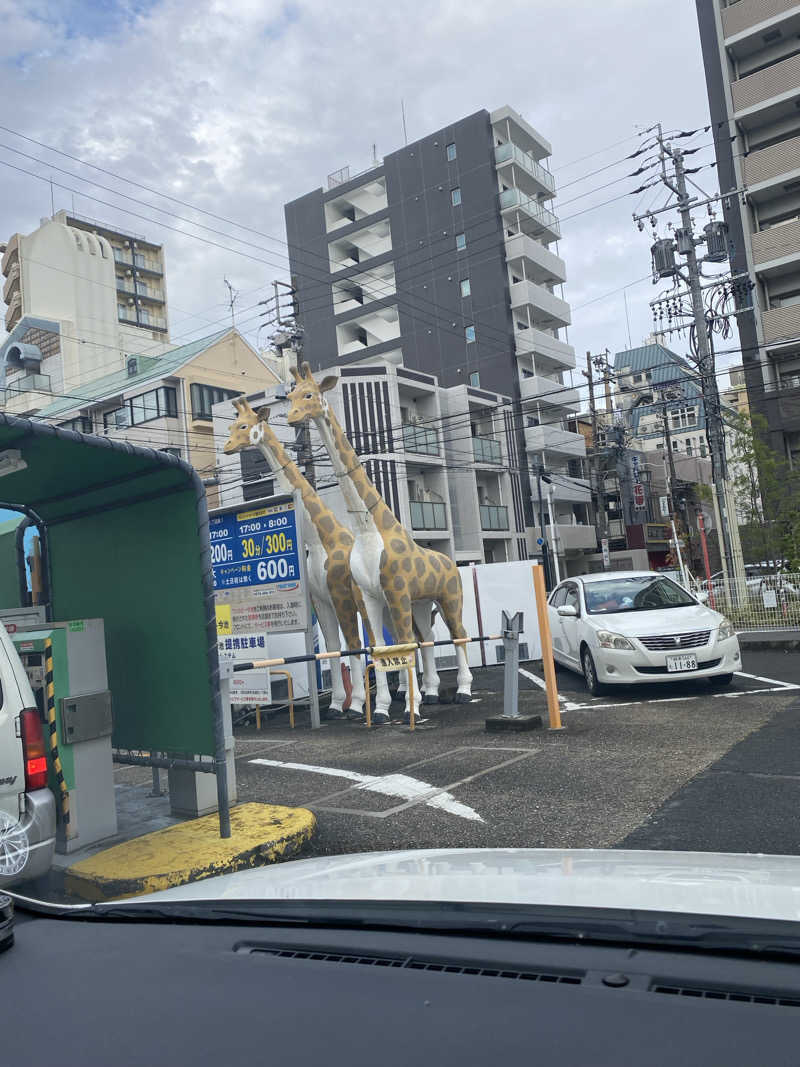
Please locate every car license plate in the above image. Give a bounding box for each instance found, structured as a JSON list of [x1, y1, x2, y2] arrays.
[[666, 654, 698, 672]]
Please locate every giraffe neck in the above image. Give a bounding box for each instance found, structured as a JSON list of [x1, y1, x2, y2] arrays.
[[312, 407, 403, 538], [255, 430, 343, 551]]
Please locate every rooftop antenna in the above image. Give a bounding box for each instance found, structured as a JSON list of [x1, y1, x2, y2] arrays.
[[401, 99, 408, 146], [49, 177, 55, 217], [224, 276, 238, 329]]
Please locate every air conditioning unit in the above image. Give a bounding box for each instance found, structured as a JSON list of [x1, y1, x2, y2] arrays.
[[408, 412, 424, 426]]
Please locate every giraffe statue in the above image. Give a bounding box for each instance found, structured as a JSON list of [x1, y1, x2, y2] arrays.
[[223, 397, 392, 721], [286, 363, 473, 721]]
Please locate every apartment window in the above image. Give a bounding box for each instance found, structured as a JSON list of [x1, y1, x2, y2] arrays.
[[686, 439, 693, 456], [469, 372, 480, 388], [451, 187, 462, 206], [130, 386, 178, 425], [103, 407, 130, 430], [446, 143, 456, 161], [118, 302, 133, 320], [455, 232, 466, 251], [670, 404, 697, 429], [59, 416, 92, 434], [633, 373, 644, 383], [465, 325, 476, 343], [460, 278, 471, 298], [190, 382, 241, 420]]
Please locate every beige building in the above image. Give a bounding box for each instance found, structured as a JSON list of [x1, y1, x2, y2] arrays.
[[1, 210, 172, 414], [723, 364, 750, 417], [34, 327, 281, 507]]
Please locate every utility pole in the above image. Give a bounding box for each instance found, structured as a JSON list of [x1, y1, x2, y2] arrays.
[[582, 351, 608, 567], [536, 465, 554, 592], [634, 131, 744, 585]]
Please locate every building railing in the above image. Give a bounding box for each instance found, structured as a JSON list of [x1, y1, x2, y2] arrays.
[[402, 422, 440, 456], [494, 142, 556, 194], [480, 503, 509, 531], [765, 373, 800, 393], [472, 435, 502, 464], [722, 0, 797, 40], [409, 500, 448, 530], [498, 188, 561, 239]]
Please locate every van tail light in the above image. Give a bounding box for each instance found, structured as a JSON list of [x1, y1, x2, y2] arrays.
[[19, 709, 48, 791]]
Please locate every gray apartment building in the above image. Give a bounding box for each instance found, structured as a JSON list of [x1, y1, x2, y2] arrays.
[[283, 105, 593, 570], [696, 0, 800, 470]]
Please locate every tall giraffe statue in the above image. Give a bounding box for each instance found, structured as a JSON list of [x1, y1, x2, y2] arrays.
[[286, 364, 473, 721], [223, 397, 392, 721]]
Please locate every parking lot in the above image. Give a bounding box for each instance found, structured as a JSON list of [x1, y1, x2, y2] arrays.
[[231, 647, 800, 857]]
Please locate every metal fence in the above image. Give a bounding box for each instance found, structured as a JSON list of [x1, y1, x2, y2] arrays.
[[697, 573, 800, 632]]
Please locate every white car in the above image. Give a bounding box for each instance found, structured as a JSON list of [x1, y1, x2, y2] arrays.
[[547, 571, 741, 695], [0, 624, 56, 888]]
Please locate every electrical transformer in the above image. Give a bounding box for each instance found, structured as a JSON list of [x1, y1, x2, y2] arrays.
[[704, 220, 729, 263], [651, 239, 676, 279]]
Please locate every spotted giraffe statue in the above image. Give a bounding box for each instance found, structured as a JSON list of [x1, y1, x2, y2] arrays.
[[223, 397, 392, 721], [286, 364, 473, 722]]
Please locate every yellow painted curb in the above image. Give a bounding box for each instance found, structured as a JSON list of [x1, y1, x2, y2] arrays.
[[64, 802, 316, 902]]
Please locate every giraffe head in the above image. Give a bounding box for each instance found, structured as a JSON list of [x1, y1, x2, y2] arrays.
[[223, 397, 272, 453], [286, 363, 338, 426]]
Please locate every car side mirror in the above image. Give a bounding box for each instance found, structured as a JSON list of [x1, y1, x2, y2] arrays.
[[557, 604, 578, 618]]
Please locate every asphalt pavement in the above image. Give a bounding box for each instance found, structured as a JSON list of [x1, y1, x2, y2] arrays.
[[232, 647, 800, 857]]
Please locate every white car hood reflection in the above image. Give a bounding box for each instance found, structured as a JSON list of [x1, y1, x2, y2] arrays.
[[139, 848, 800, 922], [585, 604, 722, 636]]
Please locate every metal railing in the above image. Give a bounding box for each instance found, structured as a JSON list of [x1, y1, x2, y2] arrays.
[[498, 188, 561, 239], [764, 374, 800, 393], [698, 572, 800, 632], [494, 142, 556, 194], [472, 435, 502, 464], [480, 504, 509, 531], [402, 423, 440, 456], [409, 500, 448, 530]]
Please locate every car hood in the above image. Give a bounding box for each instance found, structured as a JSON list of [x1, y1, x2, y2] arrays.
[[586, 603, 722, 636], [138, 848, 800, 922]]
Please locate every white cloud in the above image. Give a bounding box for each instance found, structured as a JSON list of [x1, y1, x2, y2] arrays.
[[0, 0, 714, 367]]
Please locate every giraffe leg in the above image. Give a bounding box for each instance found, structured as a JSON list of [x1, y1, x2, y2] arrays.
[[383, 593, 420, 723], [338, 608, 366, 720], [314, 597, 347, 718], [412, 599, 440, 704], [436, 572, 473, 702], [362, 592, 393, 722], [359, 607, 392, 717]]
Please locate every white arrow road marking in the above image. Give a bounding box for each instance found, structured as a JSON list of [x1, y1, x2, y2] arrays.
[[249, 757, 484, 822]]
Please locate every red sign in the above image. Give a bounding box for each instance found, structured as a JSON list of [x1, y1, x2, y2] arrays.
[[633, 483, 646, 510]]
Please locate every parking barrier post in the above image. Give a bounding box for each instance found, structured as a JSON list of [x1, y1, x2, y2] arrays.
[[502, 611, 523, 720]]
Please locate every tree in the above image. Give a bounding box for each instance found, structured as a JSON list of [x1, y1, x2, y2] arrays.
[[728, 411, 800, 568]]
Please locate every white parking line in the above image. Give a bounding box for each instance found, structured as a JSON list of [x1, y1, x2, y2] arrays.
[[519, 666, 568, 702], [735, 671, 800, 690]]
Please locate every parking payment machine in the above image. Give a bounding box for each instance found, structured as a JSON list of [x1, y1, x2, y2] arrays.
[[11, 619, 116, 854]]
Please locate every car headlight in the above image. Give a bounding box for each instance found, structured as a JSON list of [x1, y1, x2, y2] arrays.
[[718, 618, 736, 640], [596, 630, 635, 651]]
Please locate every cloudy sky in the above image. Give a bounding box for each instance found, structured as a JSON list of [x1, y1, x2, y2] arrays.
[[0, 0, 725, 385]]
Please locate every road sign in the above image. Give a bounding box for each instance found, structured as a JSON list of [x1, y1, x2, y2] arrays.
[[211, 496, 307, 635], [659, 495, 670, 517], [601, 538, 610, 567], [633, 483, 646, 510]]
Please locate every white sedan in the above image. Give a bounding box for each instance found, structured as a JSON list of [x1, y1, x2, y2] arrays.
[[547, 571, 741, 695]]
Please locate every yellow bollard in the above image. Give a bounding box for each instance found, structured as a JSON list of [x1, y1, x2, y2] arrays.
[[407, 664, 416, 731], [364, 662, 375, 729]]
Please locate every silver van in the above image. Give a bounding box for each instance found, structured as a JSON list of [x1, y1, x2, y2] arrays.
[[0, 623, 56, 888]]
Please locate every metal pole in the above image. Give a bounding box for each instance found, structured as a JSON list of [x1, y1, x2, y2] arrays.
[[671, 147, 738, 584], [545, 482, 562, 584], [536, 466, 553, 591], [501, 610, 522, 719], [583, 352, 608, 561]]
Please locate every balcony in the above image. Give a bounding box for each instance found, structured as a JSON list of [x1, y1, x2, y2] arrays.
[[520, 374, 580, 410], [515, 325, 576, 370], [765, 372, 800, 392], [505, 231, 566, 285], [732, 51, 800, 115], [402, 423, 440, 457], [4, 292, 22, 333], [510, 278, 570, 330], [744, 132, 800, 194], [499, 188, 561, 242], [480, 503, 509, 531], [1, 234, 19, 276], [3, 373, 51, 402], [2, 264, 19, 303], [762, 303, 800, 344], [751, 217, 800, 271], [495, 142, 556, 198], [525, 424, 586, 458], [548, 476, 592, 504], [531, 523, 597, 552], [472, 435, 502, 464], [409, 499, 448, 530], [722, 0, 797, 40]]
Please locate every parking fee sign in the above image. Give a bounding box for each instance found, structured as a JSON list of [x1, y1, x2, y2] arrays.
[[210, 496, 308, 635]]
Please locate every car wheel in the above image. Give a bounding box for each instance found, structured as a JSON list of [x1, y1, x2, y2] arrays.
[[710, 673, 734, 688], [581, 647, 605, 696]]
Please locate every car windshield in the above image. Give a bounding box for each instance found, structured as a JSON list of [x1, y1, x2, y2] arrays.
[[584, 576, 697, 614]]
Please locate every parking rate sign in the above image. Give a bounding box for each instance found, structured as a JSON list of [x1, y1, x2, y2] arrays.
[[210, 498, 307, 635]]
